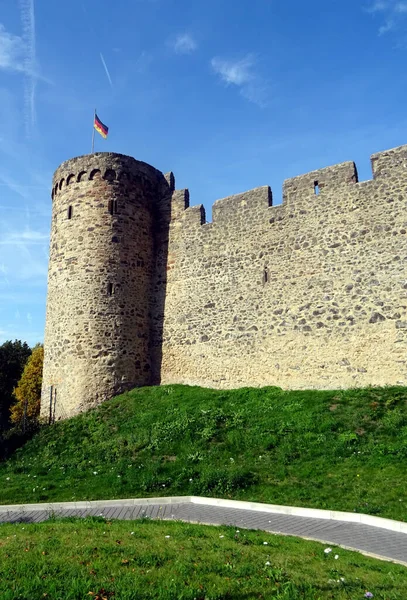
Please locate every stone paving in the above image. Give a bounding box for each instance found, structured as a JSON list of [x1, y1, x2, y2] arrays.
[[0, 499, 406, 566]]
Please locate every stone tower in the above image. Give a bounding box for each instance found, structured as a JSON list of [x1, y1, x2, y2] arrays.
[[41, 153, 171, 420]]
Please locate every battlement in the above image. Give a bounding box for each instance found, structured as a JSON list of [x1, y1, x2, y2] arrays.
[[170, 143, 407, 229], [371, 144, 407, 179], [51, 152, 167, 201]]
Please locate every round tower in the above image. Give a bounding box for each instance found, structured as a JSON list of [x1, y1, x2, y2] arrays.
[[41, 152, 167, 420]]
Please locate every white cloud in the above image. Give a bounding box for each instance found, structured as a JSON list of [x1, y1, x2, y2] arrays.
[[0, 24, 25, 71], [173, 33, 197, 54], [211, 55, 254, 86], [367, 0, 407, 33], [211, 54, 268, 107]]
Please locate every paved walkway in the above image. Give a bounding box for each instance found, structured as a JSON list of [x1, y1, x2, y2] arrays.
[[0, 497, 406, 566]]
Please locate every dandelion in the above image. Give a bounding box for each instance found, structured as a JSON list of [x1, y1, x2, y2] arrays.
[[324, 548, 332, 554]]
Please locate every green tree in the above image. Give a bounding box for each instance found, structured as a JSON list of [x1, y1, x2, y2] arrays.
[[0, 340, 31, 432], [10, 344, 44, 431]]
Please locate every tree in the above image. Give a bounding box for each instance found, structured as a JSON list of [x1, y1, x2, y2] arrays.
[[10, 344, 43, 431], [0, 340, 31, 432]]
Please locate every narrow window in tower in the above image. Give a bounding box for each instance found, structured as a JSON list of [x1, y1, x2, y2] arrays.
[[108, 200, 118, 215], [107, 282, 114, 296], [314, 181, 320, 196], [67, 206, 73, 219], [264, 267, 268, 284]]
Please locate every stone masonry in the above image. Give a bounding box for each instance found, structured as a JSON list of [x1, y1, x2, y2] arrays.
[[41, 145, 407, 418]]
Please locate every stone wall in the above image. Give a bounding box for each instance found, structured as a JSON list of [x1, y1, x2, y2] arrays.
[[158, 144, 407, 390], [41, 144, 407, 419]]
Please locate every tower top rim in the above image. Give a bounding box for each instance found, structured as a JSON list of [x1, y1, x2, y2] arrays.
[[53, 152, 164, 187]]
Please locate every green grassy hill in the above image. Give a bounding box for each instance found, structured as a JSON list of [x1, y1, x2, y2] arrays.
[[1, 385, 407, 520]]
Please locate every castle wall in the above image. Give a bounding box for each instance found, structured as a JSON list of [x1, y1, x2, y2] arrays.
[[41, 153, 168, 418], [41, 144, 407, 419], [158, 145, 407, 390]]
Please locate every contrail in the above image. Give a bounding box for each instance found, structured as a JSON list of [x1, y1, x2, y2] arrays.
[[18, 0, 36, 137], [100, 53, 113, 88]]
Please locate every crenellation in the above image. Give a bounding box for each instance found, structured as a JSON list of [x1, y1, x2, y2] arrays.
[[183, 203, 206, 226], [164, 171, 175, 192], [41, 144, 407, 419], [371, 144, 407, 179], [283, 161, 358, 205]]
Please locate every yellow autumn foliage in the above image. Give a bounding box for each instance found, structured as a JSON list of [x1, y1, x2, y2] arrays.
[[10, 344, 43, 427]]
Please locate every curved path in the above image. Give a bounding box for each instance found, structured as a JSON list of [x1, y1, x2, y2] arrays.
[[0, 496, 406, 566]]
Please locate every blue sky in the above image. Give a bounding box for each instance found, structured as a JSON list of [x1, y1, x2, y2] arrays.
[[0, 0, 407, 347]]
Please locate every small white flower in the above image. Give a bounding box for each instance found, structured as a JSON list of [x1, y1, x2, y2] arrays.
[[189, 478, 193, 482], [6, 477, 9, 481], [165, 535, 170, 539], [162, 484, 165, 487], [219, 535, 224, 538], [334, 554, 339, 560], [265, 561, 271, 566], [117, 475, 121, 478], [130, 532, 135, 535], [93, 471, 97, 475], [263, 542, 268, 545], [324, 547, 332, 554], [236, 530, 240, 533]]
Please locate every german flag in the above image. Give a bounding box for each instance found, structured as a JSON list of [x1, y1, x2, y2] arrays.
[[94, 113, 109, 139]]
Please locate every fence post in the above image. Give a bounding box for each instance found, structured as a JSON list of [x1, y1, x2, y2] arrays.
[[49, 385, 53, 425]]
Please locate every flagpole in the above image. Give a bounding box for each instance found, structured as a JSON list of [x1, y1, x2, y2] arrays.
[[91, 108, 96, 153]]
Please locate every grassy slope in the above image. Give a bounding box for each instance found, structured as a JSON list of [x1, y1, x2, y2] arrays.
[[0, 518, 405, 599], [1, 385, 407, 520]]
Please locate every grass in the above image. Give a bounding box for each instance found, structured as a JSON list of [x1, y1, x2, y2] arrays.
[[0, 517, 405, 599], [0, 385, 407, 520]]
